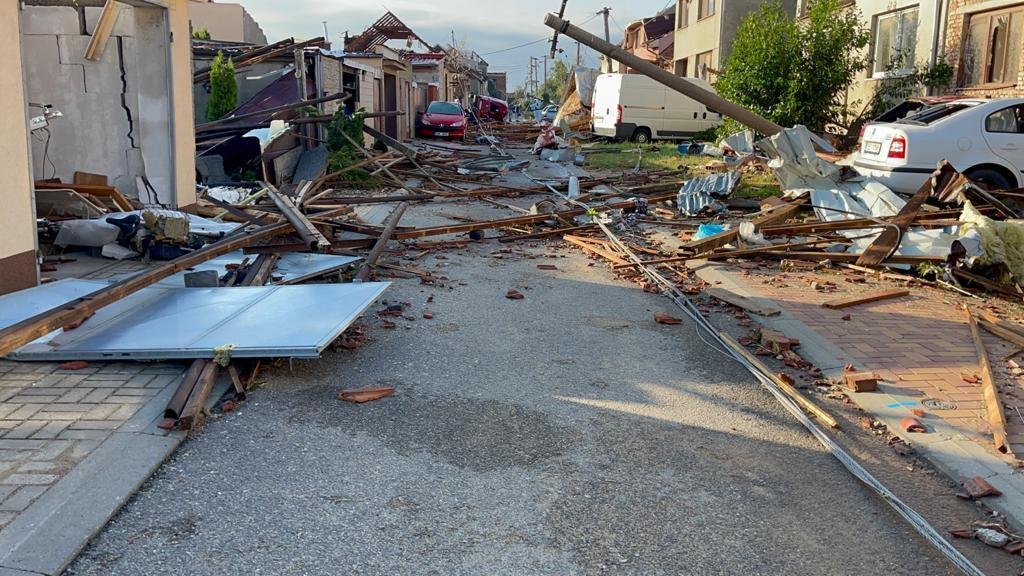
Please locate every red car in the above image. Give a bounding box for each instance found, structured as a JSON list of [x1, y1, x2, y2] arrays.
[[417, 101, 466, 139]]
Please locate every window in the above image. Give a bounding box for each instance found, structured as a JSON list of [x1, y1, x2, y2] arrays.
[[964, 7, 1024, 86], [698, 0, 715, 19], [675, 58, 688, 77], [986, 105, 1024, 133], [695, 50, 713, 80], [872, 7, 919, 76], [678, 0, 690, 28], [897, 103, 973, 126]]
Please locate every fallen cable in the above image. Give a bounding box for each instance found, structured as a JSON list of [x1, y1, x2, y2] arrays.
[[525, 173, 986, 576]]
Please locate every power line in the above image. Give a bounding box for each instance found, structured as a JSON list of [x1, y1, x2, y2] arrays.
[[478, 12, 599, 56]]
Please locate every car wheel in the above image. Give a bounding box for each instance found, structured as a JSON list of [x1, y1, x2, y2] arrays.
[[965, 167, 1013, 191], [632, 127, 652, 144]]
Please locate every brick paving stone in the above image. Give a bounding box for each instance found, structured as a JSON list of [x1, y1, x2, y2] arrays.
[[0, 439, 47, 451], [7, 395, 60, 404], [7, 404, 44, 420], [122, 374, 155, 388], [0, 511, 15, 529], [80, 388, 114, 403], [724, 264, 1023, 457], [30, 421, 71, 440], [17, 461, 61, 473], [29, 440, 73, 461], [0, 485, 49, 511], [3, 421, 46, 439], [56, 387, 93, 403]]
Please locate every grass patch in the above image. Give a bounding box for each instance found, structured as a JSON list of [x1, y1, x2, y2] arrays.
[[581, 142, 780, 199]]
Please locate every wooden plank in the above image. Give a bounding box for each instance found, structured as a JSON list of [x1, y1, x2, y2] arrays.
[[705, 287, 781, 316], [967, 309, 1011, 454], [856, 163, 954, 266], [822, 289, 910, 309], [176, 362, 219, 431], [84, 0, 124, 61], [35, 182, 134, 212], [73, 171, 108, 187], [563, 235, 628, 265], [264, 183, 332, 251], [355, 203, 408, 282], [740, 251, 943, 265], [681, 202, 803, 255], [499, 223, 596, 242], [393, 191, 678, 240], [720, 334, 839, 428]]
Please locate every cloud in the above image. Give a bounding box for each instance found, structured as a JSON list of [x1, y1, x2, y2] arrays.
[[237, 0, 674, 87]]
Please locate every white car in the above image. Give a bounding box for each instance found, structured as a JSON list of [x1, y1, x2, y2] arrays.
[[853, 98, 1024, 193]]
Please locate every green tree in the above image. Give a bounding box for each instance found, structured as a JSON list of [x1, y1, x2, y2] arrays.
[[205, 51, 238, 122], [716, 0, 869, 134], [192, 27, 211, 40], [540, 60, 570, 104]]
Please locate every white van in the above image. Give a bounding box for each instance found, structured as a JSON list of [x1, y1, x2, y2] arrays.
[[591, 73, 723, 142]]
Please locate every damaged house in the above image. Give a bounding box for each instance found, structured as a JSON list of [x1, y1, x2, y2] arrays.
[[1, 0, 196, 295]]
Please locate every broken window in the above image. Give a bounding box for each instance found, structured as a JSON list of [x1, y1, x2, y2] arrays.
[[696, 51, 713, 80], [963, 7, 1024, 87], [698, 0, 714, 19], [872, 7, 918, 76]]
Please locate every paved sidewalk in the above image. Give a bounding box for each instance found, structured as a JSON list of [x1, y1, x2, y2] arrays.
[[694, 259, 1024, 527], [0, 360, 185, 575]]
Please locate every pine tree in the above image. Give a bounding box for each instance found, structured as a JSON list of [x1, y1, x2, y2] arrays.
[[205, 51, 238, 122]]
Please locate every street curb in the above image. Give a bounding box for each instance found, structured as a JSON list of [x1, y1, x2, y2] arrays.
[[692, 260, 1024, 529], [0, 372, 187, 576]]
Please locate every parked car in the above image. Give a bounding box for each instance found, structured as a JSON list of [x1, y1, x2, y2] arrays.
[[853, 98, 1024, 193], [541, 104, 558, 123], [591, 73, 723, 143], [416, 101, 467, 140]]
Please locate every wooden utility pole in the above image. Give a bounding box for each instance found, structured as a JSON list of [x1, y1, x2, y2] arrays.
[[543, 13, 783, 135], [549, 0, 569, 59]]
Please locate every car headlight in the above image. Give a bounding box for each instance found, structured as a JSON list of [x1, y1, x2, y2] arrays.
[[421, 116, 433, 126]]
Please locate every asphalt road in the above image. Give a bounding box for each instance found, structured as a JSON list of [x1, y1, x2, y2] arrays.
[[65, 225, 1011, 576]]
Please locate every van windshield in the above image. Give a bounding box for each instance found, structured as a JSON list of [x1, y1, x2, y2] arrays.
[[897, 103, 972, 126], [427, 102, 462, 115]]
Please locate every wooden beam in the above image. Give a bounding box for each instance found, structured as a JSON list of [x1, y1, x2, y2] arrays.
[[264, 183, 332, 251], [84, 0, 125, 61], [856, 163, 955, 266], [967, 309, 1011, 454], [728, 251, 944, 265], [195, 92, 349, 133], [355, 203, 408, 282], [393, 191, 677, 240], [682, 202, 804, 255], [822, 289, 910, 309], [563, 235, 628, 265]]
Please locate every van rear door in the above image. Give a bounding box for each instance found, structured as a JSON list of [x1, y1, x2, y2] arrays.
[[591, 74, 621, 136]]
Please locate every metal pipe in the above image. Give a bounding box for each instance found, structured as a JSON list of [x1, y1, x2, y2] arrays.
[[542, 13, 783, 136]]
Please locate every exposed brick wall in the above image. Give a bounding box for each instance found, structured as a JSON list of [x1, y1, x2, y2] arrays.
[[945, 0, 1024, 97]]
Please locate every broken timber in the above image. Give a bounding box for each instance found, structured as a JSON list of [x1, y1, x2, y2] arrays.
[[84, 0, 125, 61], [264, 183, 332, 251], [966, 309, 1011, 454], [194, 92, 350, 133], [822, 289, 910, 309], [682, 202, 803, 255], [393, 191, 677, 240], [355, 203, 408, 282]]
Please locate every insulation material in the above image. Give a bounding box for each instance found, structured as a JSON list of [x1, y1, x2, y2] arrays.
[[960, 201, 1024, 283]]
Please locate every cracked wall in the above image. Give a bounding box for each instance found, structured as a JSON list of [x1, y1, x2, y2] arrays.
[[20, 4, 175, 205]]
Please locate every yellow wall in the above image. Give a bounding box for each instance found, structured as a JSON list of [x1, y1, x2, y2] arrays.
[[169, 0, 197, 208], [0, 4, 37, 265]]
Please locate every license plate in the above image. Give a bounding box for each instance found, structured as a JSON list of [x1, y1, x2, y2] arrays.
[[864, 141, 882, 154]]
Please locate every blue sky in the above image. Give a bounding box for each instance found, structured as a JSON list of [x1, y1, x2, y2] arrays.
[[237, 0, 675, 87]]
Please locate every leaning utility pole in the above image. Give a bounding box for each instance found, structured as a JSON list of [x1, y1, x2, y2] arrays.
[[549, 0, 569, 59], [543, 13, 783, 135], [575, 41, 581, 66]]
